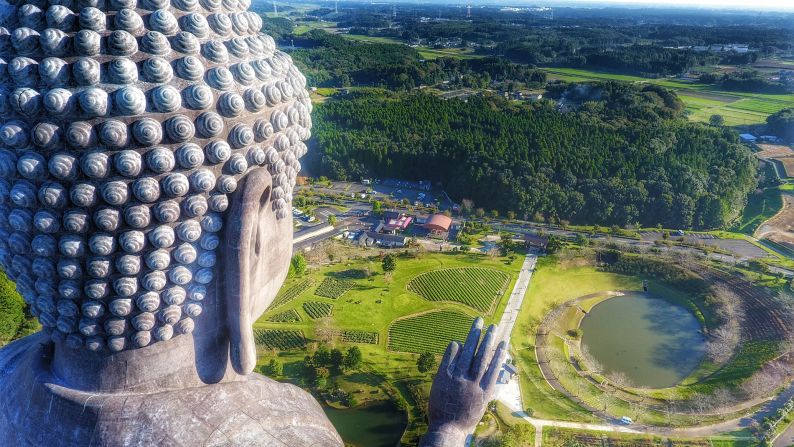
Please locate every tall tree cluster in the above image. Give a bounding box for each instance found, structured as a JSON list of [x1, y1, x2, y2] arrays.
[[312, 83, 757, 229]]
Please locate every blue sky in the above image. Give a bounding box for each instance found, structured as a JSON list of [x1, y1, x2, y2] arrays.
[[541, 0, 793, 11]]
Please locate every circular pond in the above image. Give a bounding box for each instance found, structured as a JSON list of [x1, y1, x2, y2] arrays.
[[579, 292, 706, 389]]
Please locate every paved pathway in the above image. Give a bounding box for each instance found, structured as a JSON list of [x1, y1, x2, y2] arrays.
[[495, 253, 537, 345]]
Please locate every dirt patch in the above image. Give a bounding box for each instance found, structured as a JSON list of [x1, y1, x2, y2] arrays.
[[756, 144, 794, 159], [756, 191, 794, 246]]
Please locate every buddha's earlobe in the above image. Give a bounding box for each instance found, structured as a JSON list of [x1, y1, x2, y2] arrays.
[[223, 167, 272, 375]]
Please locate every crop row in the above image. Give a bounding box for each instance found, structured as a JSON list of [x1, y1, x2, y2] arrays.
[[407, 267, 510, 313], [341, 330, 379, 344], [269, 279, 314, 310], [253, 329, 306, 351], [388, 310, 474, 354], [266, 309, 302, 323], [303, 301, 334, 319], [315, 277, 355, 299]]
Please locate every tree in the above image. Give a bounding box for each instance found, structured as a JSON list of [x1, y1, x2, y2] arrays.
[[545, 236, 563, 254], [262, 359, 282, 376], [0, 273, 26, 346], [417, 352, 437, 373], [372, 200, 384, 216], [330, 348, 344, 371], [499, 233, 514, 256], [382, 254, 397, 273], [290, 253, 307, 276], [314, 367, 330, 388], [475, 208, 486, 218], [327, 214, 337, 226], [709, 114, 725, 127], [313, 345, 331, 366], [343, 346, 362, 370]]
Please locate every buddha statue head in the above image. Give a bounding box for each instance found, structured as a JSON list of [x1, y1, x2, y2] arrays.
[[0, 0, 310, 385]]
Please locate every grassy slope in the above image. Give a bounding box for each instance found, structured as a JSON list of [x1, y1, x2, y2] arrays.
[[731, 187, 784, 235]]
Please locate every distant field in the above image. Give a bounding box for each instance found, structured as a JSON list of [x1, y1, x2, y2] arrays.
[[417, 48, 482, 60], [542, 67, 794, 125], [292, 21, 337, 35], [337, 33, 405, 45]]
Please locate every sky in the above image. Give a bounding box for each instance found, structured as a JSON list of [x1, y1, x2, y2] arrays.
[[552, 0, 794, 11]]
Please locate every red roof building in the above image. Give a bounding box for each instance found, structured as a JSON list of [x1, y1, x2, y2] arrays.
[[424, 214, 452, 234]]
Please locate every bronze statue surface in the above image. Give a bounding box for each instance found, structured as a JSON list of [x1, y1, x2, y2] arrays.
[[0, 0, 504, 445]]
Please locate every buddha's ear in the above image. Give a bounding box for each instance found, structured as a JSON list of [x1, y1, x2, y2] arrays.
[[222, 167, 293, 375]]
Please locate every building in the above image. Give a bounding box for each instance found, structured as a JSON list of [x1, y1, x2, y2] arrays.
[[378, 214, 414, 234], [739, 133, 758, 143], [358, 231, 408, 248], [498, 362, 518, 384], [424, 214, 452, 235], [524, 234, 549, 249]]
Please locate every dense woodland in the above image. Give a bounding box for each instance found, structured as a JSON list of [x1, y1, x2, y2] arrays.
[[312, 83, 757, 229], [288, 30, 546, 90], [291, 5, 794, 77], [767, 108, 794, 142]]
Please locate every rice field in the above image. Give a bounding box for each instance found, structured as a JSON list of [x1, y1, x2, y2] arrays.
[[388, 310, 475, 354]]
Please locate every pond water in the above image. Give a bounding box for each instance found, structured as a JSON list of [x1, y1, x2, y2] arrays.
[[579, 292, 706, 389], [323, 400, 407, 447]]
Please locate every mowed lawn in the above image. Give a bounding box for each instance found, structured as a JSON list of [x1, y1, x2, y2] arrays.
[[542, 67, 794, 125]]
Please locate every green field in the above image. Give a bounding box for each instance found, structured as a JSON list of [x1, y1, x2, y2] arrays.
[[388, 310, 475, 354], [254, 329, 307, 350], [255, 250, 523, 443], [303, 301, 334, 319], [269, 279, 314, 310], [542, 67, 794, 126], [314, 277, 355, 299], [267, 309, 303, 323], [407, 267, 510, 314], [731, 187, 784, 235]]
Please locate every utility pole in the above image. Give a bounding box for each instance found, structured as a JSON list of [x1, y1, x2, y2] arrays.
[[335, 0, 338, 14], [466, 5, 471, 18], [392, 4, 396, 19], [272, 0, 277, 16]]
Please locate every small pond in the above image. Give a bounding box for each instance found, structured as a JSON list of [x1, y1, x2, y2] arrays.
[[323, 400, 407, 447], [579, 292, 706, 388]]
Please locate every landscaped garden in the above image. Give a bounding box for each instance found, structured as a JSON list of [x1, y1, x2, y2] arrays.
[[514, 246, 794, 443], [254, 246, 523, 445]]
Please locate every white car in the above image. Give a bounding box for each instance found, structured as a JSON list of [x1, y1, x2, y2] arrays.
[[620, 416, 634, 425]]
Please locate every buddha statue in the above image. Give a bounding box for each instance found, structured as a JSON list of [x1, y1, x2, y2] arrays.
[[0, 0, 505, 445]]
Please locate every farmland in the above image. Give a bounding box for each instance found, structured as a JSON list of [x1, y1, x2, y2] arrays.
[[253, 329, 307, 351], [267, 309, 303, 323], [388, 310, 475, 354], [406, 267, 510, 314], [314, 277, 355, 299], [268, 279, 314, 310], [542, 67, 794, 126], [303, 301, 334, 319], [253, 248, 522, 444]]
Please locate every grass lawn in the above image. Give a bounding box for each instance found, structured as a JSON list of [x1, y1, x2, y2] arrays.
[[731, 187, 783, 235]]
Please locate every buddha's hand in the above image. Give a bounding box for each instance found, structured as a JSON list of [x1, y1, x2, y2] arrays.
[[419, 318, 507, 447]]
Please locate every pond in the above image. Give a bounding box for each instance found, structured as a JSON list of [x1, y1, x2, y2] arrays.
[[323, 400, 407, 447], [579, 292, 706, 389]]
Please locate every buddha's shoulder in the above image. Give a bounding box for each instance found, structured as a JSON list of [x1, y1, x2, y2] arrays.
[[0, 337, 343, 447]]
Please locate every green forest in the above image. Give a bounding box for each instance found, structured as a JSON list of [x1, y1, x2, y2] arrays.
[[289, 30, 546, 90], [312, 83, 757, 229]]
